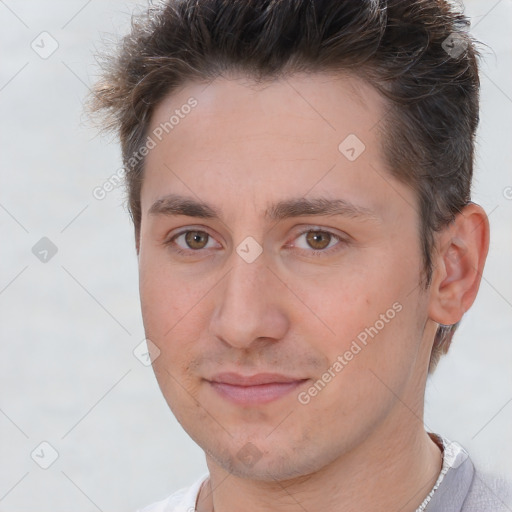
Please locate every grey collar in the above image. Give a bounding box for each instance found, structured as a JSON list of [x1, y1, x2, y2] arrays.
[[415, 433, 474, 512]]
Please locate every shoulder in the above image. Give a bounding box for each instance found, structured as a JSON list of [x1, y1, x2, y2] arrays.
[[462, 467, 512, 511], [136, 473, 209, 512], [424, 434, 511, 512]]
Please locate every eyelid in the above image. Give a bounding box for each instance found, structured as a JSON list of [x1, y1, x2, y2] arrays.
[[291, 224, 345, 236], [164, 225, 348, 256], [165, 226, 222, 251], [285, 226, 347, 252]]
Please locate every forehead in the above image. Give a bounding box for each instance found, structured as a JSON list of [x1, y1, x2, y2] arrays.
[[148, 71, 385, 143], [140, 72, 410, 224]]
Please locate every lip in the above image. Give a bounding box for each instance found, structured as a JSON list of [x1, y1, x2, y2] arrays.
[[206, 372, 308, 405], [209, 372, 305, 386]]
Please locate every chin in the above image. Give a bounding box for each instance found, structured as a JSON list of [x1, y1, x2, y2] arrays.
[[204, 436, 337, 482]]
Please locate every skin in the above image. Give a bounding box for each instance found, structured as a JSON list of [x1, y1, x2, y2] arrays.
[[136, 72, 489, 512]]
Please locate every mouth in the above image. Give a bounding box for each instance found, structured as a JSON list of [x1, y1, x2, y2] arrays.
[[206, 372, 309, 405]]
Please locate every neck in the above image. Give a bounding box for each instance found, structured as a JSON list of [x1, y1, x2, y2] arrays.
[[197, 417, 443, 512]]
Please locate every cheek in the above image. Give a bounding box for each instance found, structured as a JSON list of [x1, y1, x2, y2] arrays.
[[138, 244, 207, 337], [139, 270, 194, 388], [286, 264, 392, 337], [151, 352, 205, 433], [294, 285, 421, 434], [138, 249, 220, 385], [142, 269, 206, 409], [288, 254, 420, 372]]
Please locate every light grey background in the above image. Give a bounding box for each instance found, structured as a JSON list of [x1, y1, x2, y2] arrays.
[[0, 1, 510, 511]]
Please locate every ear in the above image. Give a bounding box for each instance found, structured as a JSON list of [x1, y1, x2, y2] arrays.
[[428, 203, 490, 326]]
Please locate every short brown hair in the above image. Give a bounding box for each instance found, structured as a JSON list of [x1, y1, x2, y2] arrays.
[[88, 0, 482, 372]]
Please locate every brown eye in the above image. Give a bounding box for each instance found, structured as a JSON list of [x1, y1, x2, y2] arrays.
[[288, 228, 346, 256], [305, 231, 332, 250], [165, 228, 221, 257], [184, 230, 210, 249]]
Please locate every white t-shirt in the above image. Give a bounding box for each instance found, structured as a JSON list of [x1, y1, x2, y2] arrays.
[[137, 472, 209, 512], [136, 434, 512, 512]]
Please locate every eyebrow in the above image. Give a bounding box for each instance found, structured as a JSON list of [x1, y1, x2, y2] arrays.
[[148, 193, 380, 222]]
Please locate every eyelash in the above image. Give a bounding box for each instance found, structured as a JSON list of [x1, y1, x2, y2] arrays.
[[285, 228, 345, 257], [164, 227, 347, 258]]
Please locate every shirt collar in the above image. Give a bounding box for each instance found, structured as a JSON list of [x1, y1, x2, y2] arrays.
[[416, 433, 474, 512]]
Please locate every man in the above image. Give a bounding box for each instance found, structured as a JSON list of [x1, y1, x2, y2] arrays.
[[89, 0, 511, 510]]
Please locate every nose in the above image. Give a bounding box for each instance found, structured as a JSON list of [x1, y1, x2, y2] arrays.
[[208, 252, 289, 350]]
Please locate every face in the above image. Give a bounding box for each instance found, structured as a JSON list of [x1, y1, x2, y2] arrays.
[[138, 73, 434, 480]]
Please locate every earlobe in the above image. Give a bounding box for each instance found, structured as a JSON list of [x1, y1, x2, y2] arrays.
[[428, 203, 490, 326]]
